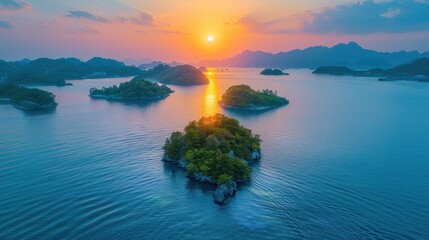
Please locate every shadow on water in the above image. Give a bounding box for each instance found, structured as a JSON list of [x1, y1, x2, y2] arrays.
[[21, 107, 57, 116], [162, 161, 216, 195], [185, 178, 216, 194], [223, 105, 286, 118], [162, 160, 183, 177], [162, 156, 262, 197], [90, 97, 166, 109]]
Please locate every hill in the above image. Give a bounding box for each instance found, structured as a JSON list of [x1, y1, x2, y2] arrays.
[[89, 77, 173, 101], [313, 58, 429, 82], [140, 64, 209, 85], [219, 85, 289, 110], [201, 42, 429, 69], [0, 57, 143, 86]]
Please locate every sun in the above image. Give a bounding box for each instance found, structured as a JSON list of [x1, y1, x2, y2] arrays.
[[207, 35, 214, 43]]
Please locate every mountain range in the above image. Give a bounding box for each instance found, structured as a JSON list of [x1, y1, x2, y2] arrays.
[[313, 57, 429, 82], [200, 42, 429, 69], [0, 57, 142, 86]]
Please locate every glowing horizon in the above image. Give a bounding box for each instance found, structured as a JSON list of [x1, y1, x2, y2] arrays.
[[1, 0, 429, 63]]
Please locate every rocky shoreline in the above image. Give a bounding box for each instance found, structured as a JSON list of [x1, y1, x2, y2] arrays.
[[89, 93, 170, 101], [260, 68, 289, 76], [14, 101, 57, 110], [162, 149, 261, 204], [0, 97, 57, 110]]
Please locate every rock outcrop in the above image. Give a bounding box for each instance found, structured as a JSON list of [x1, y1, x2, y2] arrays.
[[213, 182, 237, 204]]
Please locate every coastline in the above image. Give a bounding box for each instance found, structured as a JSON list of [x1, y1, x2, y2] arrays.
[[218, 100, 288, 111], [0, 97, 57, 110], [162, 149, 261, 204], [89, 93, 171, 101]]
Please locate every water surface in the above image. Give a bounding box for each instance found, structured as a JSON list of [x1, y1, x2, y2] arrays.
[[0, 69, 428, 239]]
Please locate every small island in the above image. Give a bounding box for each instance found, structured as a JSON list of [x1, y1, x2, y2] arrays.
[[260, 68, 289, 76], [0, 84, 58, 110], [219, 84, 289, 110], [312, 58, 429, 82], [140, 64, 209, 85], [89, 78, 173, 101], [162, 114, 261, 204]]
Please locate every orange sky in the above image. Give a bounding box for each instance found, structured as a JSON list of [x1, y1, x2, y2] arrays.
[[1, 0, 429, 62]]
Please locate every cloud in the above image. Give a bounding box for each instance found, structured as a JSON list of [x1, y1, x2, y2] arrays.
[[234, 17, 294, 34], [380, 8, 401, 18], [66, 10, 110, 23], [79, 27, 98, 34], [66, 11, 158, 27], [0, 0, 29, 10], [137, 29, 188, 36], [0, 20, 13, 29], [116, 12, 155, 26], [232, 1, 429, 35], [303, 0, 429, 34]]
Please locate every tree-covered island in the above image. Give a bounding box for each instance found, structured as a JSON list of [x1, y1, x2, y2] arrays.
[[140, 64, 209, 85], [260, 68, 289, 76], [0, 84, 58, 110], [162, 114, 262, 204], [219, 84, 289, 110], [89, 77, 173, 101]]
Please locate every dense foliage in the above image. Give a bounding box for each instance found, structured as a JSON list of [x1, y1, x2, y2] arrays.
[[0, 84, 57, 105], [163, 114, 261, 184], [260, 68, 289, 75], [140, 64, 209, 85], [220, 84, 289, 109], [90, 78, 173, 100]]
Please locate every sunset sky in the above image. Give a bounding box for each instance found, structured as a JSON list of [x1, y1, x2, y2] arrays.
[[1, 0, 429, 63]]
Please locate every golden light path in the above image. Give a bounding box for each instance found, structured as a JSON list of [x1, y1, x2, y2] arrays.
[[202, 69, 220, 116]]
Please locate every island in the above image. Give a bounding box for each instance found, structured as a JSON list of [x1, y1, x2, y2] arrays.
[[260, 68, 289, 76], [219, 84, 289, 110], [162, 114, 261, 204], [312, 58, 429, 82], [0, 57, 143, 86], [140, 64, 209, 85], [0, 84, 58, 110], [198, 66, 208, 72], [89, 77, 173, 101]]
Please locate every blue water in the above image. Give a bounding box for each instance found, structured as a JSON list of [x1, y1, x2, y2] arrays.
[[0, 69, 428, 239]]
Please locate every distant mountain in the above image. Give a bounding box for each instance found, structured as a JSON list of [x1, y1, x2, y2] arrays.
[[201, 42, 429, 69], [122, 58, 155, 66], [0, 57, 143, 86], [313, 57, 429, 82], [86, 57, 125, 67], [139, 61, 183, 70], [14, 58, 32, 65], [386, 58, 429, 76], [64, 58, 83, 65], [139, 61, 165, 70]]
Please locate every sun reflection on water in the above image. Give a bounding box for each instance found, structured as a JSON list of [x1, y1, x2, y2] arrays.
[[202, 70, 220, 116]]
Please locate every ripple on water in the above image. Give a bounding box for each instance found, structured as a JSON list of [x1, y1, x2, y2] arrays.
[[1, 70, 429, 239]]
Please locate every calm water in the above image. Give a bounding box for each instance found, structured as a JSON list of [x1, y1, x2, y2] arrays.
[[0, 69, 428, 239]]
